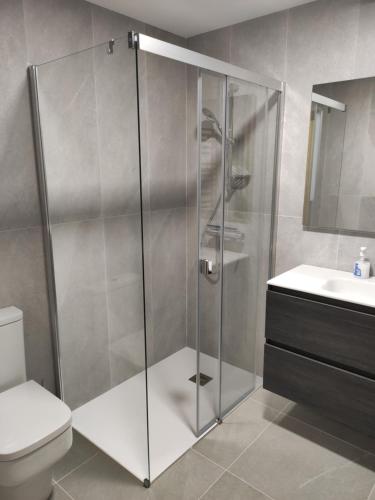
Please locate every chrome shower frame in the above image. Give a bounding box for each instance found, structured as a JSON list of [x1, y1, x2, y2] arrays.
[[29, 30, 284, 455], [129, 31, 284, 434]]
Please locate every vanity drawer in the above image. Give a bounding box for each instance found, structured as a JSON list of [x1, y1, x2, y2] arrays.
[[263, 344, 375, 436], [266, 290, 375, 376]]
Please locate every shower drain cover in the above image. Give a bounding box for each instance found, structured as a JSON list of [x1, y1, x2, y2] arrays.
[[189, 373, 213, 386]]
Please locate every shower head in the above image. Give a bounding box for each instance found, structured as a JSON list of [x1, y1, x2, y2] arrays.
[[226, 165, 251, 202], [230, 174, 251, 191], [202, 107, 221, 127], [201, 107, 222, 142], [201, 108, 251, 201]]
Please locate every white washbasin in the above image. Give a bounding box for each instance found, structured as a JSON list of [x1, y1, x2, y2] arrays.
[[268, 265, 375, 308], [322, 277, 375, 299]]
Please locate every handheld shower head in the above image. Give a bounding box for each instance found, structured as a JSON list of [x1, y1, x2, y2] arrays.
[[200, 107, 251, 201], [201, 108, 223, 143], [226, 166, 251, 202]]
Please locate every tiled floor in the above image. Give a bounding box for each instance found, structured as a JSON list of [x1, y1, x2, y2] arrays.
[[51, 387, 375, 500]]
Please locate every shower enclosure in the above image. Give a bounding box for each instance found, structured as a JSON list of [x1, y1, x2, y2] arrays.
[[29, 32, 283, 486]]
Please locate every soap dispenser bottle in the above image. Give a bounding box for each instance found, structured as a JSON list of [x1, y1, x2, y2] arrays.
[[353, 247, 370, 279]]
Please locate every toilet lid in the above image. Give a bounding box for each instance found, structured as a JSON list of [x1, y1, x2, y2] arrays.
[[0, 380, 71, 461]]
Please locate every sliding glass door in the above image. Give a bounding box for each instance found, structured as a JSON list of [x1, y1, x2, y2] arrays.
[[196, 71, 281, 434], [196, 70, 226, 434]]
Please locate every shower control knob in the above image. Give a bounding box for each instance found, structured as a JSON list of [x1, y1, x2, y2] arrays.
[[200, 258, 214, 276]]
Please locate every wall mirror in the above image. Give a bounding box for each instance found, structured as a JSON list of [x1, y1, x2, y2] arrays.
[[303, 76, 375, 235]]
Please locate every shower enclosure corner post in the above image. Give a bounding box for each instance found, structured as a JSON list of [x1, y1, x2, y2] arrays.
[[27, 65, 63, 399], [218, 74, 228, 423]]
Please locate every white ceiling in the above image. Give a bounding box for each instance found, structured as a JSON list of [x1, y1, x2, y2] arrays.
[[88, 0, 317, 38]]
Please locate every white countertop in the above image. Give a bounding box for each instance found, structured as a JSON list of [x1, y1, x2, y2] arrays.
[[268, 265, 375, 309]]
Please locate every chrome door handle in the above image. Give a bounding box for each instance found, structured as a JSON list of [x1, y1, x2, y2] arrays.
[[200, 258, 214, 276]]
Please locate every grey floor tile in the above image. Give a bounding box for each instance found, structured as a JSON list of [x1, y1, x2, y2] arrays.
[[250, 387, 291, 412], [369, 482, 375, 500], [53, 431, 98, 481], [202, 472, 271, 500], [151, 449, 223, 499], [285, 402, 375, 454], [230, 413, 371, 500], [60, 451, 147, 500], [60, 449, 222, 500], [194, 398, 278, 468], [51, 484, 74, 500], [290, 453, 375, 500]]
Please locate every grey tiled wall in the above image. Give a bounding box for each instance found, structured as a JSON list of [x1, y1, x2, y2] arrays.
[[3, 0, 375, 398], [188, 0, 375, 374], [0, 0, 188, 403]]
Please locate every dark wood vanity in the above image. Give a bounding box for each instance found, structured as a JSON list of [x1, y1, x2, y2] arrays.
[[263, 285, 375, 437]]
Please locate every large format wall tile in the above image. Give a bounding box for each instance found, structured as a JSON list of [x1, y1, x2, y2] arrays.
[[355, 0, 375, 77], [91, 3, 147, 219], [286, 0, 359, 86], [93, 36, 142, 217], [142, 43, 187, 211], [278, 0, 359, 220], [337, 233, 375, 275], [51, 219, 111, 409], [3, 0, 374, 402], [0, 227, 55, 392], [91, 4, 144, 44], [104, 215, 146, 386], [230, 11, 288, 81], [275, 215, 339, 275], [145, 25, 186, 47], [0, 0, 193, 404], [23, 0, 93, 64], [277, 81, 312, 218], [144, 208, 187, 365], [37, 48, 101, 224], [0, 0, 41, 231], [188, 26, 231, 62]]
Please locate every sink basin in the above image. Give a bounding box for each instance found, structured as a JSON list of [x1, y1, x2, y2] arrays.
[[268, 265, 375, 309], [322, 278, 375, 303]]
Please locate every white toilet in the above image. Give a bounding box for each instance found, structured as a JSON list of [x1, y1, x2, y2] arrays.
[[0, 306, 72, 500]]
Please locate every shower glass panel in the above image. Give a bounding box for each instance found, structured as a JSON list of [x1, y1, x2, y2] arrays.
[[220, 79, 275, 415], [30, 37, 150, 484], [135, 48, 201, 481], [197, 70, 226, 433]]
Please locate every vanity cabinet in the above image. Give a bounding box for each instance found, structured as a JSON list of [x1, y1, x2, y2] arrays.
[[264, 286, 375, 436]]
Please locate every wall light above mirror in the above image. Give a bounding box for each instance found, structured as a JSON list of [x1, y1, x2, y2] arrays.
[[303, 76, 375, 235]]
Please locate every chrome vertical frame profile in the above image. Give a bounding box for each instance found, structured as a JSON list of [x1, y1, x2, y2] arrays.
[[195, 69, 227, 437], [28, 65, 64, 399], [195, 71, 202, 436]]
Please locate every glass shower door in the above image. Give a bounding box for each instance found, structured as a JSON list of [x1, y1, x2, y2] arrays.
[[220, 78, 270, 415], [196, 70, 226, 434], [196, 73, 280, 433]]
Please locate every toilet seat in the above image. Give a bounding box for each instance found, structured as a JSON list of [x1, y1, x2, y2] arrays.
[[0, 381, 71, 461]]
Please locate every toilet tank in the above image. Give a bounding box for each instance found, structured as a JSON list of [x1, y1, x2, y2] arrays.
[[0, 307, 26, 393]]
